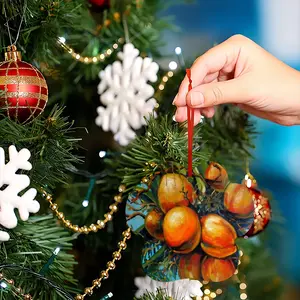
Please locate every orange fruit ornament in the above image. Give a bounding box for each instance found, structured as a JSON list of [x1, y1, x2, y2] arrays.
[[205, 162, 229, 190], [224, 183, 254, 216], [163, 206, 201, 254], [178, 252, 202, 280], [145, 209, 165, 241], [201, 257, 236, 282], [158, 173, 196, 213], [200, 214, 237, 258]]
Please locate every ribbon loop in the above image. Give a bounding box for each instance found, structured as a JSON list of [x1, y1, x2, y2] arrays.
[[186, 69, 194, 177]]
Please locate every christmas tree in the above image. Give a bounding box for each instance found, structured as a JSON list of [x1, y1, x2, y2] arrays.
[[0, 1, 285, 299]]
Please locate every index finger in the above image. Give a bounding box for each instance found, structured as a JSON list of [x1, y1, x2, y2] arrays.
[[174, 37, 241, 107]]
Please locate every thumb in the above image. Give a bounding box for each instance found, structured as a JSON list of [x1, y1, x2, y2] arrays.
[[186, 78, 248, 108]]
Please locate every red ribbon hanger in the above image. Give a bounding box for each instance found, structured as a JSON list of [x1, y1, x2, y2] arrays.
[[186, 69, 194, 177]]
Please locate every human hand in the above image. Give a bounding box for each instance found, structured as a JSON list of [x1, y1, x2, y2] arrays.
[[173, 34, 300, 126]]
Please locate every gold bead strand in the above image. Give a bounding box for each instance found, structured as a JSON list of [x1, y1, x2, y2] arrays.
[[58, 38, 125, 64], [42, 184, 126, 234], [74, 228, 131, 300], [154, 70, 174, 99]]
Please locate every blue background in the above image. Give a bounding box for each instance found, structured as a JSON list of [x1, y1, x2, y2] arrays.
[[161, 0, 300, 283]]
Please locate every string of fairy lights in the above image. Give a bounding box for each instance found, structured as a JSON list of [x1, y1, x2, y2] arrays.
[[199, 250, 249, 300]]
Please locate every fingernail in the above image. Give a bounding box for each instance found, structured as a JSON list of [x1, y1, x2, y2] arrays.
[[190, 92, 204, 107], [172, 114, 177, 122], [172, 94, 178, 105]]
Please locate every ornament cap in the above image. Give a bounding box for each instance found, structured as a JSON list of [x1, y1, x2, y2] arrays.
[[5, 45, 22, 61]]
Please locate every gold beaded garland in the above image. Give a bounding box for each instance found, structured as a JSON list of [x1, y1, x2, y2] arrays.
[[92, 279, 101, 287], [113, 251, 121, 260], [58, 37, 125, 65], [42, 185, 126, 234], [154, 71, 174, 98], [118, 241, 127, 250], [101, 270, 109, 279], [74, 228, 131, 300], [84, 287, 93, 296], [1, 228, 131, 300], [118, 184, 126, 192]]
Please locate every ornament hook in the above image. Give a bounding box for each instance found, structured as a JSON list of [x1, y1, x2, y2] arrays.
[[4, 45, 22, 61]]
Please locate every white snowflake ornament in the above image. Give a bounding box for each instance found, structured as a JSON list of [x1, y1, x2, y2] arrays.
[[96, 43, 159, 146], [0, 145, 40, 241], [134, 276, 203, 300]]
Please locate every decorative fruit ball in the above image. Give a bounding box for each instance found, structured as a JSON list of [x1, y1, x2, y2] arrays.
[[224, 183, 254, 216], [244, 188, 271, 237], [158, 173, 196, 213], [204, 162, 228, 190], [178, 252, 202, 280], [200, 214, 237, 258], [201, 257, 236, 282], [0, 46, 48, 123], [145, 208, 165, 241], [163, 206, 201, 254]]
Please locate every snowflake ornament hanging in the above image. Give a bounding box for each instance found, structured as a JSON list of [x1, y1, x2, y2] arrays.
[[96, 43, 159, 146], [0, 145, 40, 241]]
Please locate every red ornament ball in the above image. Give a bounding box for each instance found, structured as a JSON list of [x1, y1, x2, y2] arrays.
[[89, 0, 109, 7], [0, 46, 48, 123], [244, 188, 272, 237]]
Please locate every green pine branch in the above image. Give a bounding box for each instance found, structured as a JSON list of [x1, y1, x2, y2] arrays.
[[0, 215, 78, 300], [0, 0, 86, 65], [118, 115, 209, 189], [201, 105, 257, 175]]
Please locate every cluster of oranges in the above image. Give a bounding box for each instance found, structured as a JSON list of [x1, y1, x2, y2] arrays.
[[143, 163, 255, 282]]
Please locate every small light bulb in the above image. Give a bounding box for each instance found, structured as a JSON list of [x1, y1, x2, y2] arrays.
[[240, 283, 247, 290], [204, 289, 210, 295], [82, 200, 89, 207], [168, 71, 174, 77], [99, 151, 106, 158], [58, 37, 66, 44], [175, 47, 182, 55], [216, 289, 223, 295], [54, 247, 61, 255], [169, 61, 178, 70], [0, 282, 7, 289]]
